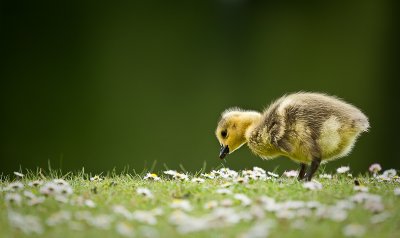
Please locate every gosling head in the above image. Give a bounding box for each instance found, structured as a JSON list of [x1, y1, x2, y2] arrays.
[[215, 108, 262, 159]]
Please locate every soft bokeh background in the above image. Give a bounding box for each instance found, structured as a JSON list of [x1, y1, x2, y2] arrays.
[[1, 1, 398, 175]]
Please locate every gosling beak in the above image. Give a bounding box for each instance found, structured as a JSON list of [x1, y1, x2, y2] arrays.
[[219, 145, 229, 159]]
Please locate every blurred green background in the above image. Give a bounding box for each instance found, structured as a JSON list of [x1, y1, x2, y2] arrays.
[[1, 1, 398, 175]]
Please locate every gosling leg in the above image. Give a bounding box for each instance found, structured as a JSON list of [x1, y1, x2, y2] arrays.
[[305, 158, 321, 181], [298, 163, 307, 181]]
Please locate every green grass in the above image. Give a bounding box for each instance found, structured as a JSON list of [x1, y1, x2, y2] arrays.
[[1, 167, 400, 238]]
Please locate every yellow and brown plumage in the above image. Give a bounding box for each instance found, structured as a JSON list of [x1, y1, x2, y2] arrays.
[[215, 92, 369, 181]]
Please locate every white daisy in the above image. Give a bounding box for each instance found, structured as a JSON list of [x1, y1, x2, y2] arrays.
[[220, 168, 239, 178], [168, 210, 190, 225], [335, 200, 355, 210], [170, 199, 192, 211], [370, 212, 391, 224], [350, 192, 382, 204], [28, 180, 43, 187], [369, 163, 382, 174], [234, 194, 252, 206], [151, 207, 164, 216], [211, 207, 241, 224], [23, 190, 36, 200], [382, 169, 397, 178], [74, 211, 93, 221], [112, 205, 133, 220], [253, 167, 266, 174], [55, 195, 69, 203], [58, 185, 73, 196], [53, 179, 69, 186], [283, 170, 299, 178], [337, 166, 350, 174], [136, 187, 153, 198], [5, 193, 22, 206], [242, 170, 254, 177], [306, 201, 323, 209], [87, 214, 113, 229], [220, 182, 233, 188], [316, 206, 348, 222], [27, 196, 45, 206], [132, 211, 157, 225], [8, 211, 43, 235], [296, 208, 313, 218], [200, 173, 215, 179], [267, 171, 279, 178], [363, 200, 384, 213], [46, 211, 72, 226], [234, 177, 249, 184], [6, 182, 24, 191], [249, 205, 265, 220], [250, 173, 268, 181], [85, 199, 96, 208], [163, 170, 177, 176], [256, 196, 279, 212], [144, 173, 160, 181], [303, 181, 322, 190], [353, 186, 369, 192], [174, 173, 189, 181], [212, 168, 238, 179], [191, 178, 205, 183], [282, 200, 306, 210], [319, 174, 332, 179], [39, 182, 59, 196], [174, 216, 209, 234]]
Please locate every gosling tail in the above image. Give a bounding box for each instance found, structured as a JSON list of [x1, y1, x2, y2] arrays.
[[356, 113, 370, 132]]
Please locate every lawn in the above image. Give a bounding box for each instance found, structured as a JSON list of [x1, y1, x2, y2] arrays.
[[1, 165, 399, 238]]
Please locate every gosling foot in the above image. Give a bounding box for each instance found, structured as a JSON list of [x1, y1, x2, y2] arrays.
[[304, 158, 321, 181], [297, 163, 307, 181]]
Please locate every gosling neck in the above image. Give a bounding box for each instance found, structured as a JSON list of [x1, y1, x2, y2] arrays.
[[241, 112, 262, 141]]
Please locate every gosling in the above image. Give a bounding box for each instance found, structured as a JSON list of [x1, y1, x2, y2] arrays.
[[215, 92, 369, 181]]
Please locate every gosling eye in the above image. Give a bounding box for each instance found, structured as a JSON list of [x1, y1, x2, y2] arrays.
[[221, 130, 228, 138]]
